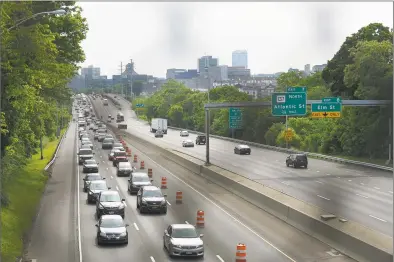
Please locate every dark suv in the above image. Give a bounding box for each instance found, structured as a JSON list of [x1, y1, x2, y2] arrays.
[[136, 186, 167, 214], [128, 172, 152, 194], [195, 135, 206, 145], [78, 148, 94, 165], [286, 154, 308, 168], [96, 190, 125, 219], [113, 151, 128, 166]]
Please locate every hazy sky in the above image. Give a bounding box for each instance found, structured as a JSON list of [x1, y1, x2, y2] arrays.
[[78, 2, 393, 78]]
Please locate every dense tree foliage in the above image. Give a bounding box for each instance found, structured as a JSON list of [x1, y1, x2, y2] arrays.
[[132, 23, 393, 163], [1, 1, 88, 199]]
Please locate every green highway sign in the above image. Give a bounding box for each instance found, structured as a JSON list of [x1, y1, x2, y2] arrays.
[[271, 92, 307, 116], [136, 104, 144, 108], [311, 102, 342, 112], [322, 97, 342, 103], [229, 107, 242, 129], [287, 86, 307, 93]]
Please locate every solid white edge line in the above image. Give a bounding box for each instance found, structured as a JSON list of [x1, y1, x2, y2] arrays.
[[356, 193, 369, 199], [116, 186, 119, 191], [373, 187, 380, 190], [150, 256, 156, 262], [97, 96, 297, 261], [369, 215, 387, 222], [75, 121, 83, 262], [133, 222, 140, 230], [185, 221, 189, 224], [216, 255, 225, 262]]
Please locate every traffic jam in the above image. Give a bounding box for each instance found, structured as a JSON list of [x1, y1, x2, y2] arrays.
[[74, 94, 206, 258]]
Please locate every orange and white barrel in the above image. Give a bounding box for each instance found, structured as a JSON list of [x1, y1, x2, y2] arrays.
[[140, 161, 145, 169], [196, 210, 204, 227], [161, 177, 167, 189], [175, 191, 183, 204], [148, 168, 153, 178], [133, 154, 137, 162], [235, 243, 247, 262]]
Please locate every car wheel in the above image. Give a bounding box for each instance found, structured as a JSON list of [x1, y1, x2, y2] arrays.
[[286, 162, 289, 167], [97, 237, 101, 246], [137, 201, 140, 209], [162, 208, 167, 214], [305, 165, 308, 169], [83, 188, 87, 192]]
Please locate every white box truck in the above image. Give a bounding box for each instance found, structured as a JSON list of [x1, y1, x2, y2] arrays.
[[150, 118, 167, 134]]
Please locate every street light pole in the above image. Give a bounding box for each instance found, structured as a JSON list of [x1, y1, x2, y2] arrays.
[[7, 9, 66, 31]]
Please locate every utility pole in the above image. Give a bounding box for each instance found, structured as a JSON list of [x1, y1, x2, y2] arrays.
[[130, 59, 133, 98]]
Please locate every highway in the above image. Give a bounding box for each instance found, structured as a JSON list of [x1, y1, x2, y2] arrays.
[[85, 98, 357, 262], [97, 94, 393, 236]]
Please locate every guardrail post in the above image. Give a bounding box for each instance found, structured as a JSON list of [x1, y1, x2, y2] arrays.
[[205, 109, 210, 165]]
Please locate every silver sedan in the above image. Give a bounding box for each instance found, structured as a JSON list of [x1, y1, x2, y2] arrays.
[[163, 224, 204, 258], [182, 139, 194, 147]]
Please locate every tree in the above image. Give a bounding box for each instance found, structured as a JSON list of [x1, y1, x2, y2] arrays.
[[322, 23, 392, 98], [276, 71, 304, 92]]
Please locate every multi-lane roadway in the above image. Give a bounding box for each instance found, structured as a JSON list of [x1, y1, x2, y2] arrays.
[[99, 94, 393, 236], [25, 101, 356, 262]]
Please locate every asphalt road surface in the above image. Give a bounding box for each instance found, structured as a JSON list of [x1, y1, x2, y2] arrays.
[[24, 101, 357, 262], [96, 94, 393, 237]]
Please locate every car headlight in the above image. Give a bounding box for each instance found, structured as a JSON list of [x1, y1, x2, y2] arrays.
[[197, 245, 203, 248], [120, 232, 127, 237], [118, 204, 125, 209], [100, 232, 106, 237], [88, 191, 93, 195], [161, 200, 166, 205], [174, 244, 182, 248], [141, 199, 147, 204], [99, 205, 104, 209]]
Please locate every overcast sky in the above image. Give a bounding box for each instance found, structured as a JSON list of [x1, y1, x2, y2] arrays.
[[78, 2, 393, 78]]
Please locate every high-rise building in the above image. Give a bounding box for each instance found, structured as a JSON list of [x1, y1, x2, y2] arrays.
[[198, 56, 218, 73], [81, 65, 100, 79], [208, 66, 228, 82], [228, 66, 250, 79], [304, 64, 311, 75], [232, 50, 248, 68]]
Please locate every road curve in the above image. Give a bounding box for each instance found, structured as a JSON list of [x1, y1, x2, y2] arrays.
[[100, 94, 393, 236]]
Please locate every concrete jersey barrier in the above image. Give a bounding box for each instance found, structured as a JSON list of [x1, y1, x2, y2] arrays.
[[103, 93, 393, 172], [95, 95, 393, 262]]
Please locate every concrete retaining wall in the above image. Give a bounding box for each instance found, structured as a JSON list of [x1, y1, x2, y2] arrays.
[[94, 96, 393, 262]]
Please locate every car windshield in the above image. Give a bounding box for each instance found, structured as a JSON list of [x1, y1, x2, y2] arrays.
[[119, 162, 131, 169], [143, 190, 162, 197], [100, 193, 121, 202], [132, 175, 149, 182], [80, 149, 92, 155], [87, 175, 101, 181], [172, 227, 198, 238], [90, 182, 107, 190], [115, 152, 126, 157], [85, 160, 96, 165], [100, 218, 124, 228]]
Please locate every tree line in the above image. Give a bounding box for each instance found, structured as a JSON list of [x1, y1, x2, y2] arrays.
[[0, 1, 88, 203], [132, 23, 393, 164]]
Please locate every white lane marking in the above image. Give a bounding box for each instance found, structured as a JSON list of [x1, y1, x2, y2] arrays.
[[100, 155, 102, 158], [373, 187, 380, 190], [111, 176, 113, 179], [31, 259, 37, 262], [317, 195, 330, 201], [281, 181, 290, 186], [315, 180, 323, 184], [356, 193, 369, 199], [166, 200, 171, 206], [101, 99, 296, 262], [185, 221, 189, 224], [150, 256, 156, 262], [360, 183, 365, 186], [389, 191, 393, 194], [325, 173, 331, 176], [216, 255, 225, 262], [116, 186, 119, 191], [369, 215, 387, 222], [316, 170, 320, 173], [106, 167, 108, 170], [75, 124, 83, 262], [123, 201, 127, 207], [348, 180, 352, 182], [337, 176, 340, 178], [133, 222, 140, 230]]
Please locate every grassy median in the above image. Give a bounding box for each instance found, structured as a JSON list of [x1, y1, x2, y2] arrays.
[[1, 128, 67, 262]]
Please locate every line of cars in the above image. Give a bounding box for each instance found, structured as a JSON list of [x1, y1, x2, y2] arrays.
[[77, 96, 205, 258]]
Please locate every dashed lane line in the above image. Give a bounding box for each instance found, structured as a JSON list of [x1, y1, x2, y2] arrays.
[[317, 195, 330, 201], [356, 193, 369, 199], [166, 200, 171, 206], [133, 222, 140, 230], [369, 215, 387, 222], [150, 256, 156, 262], [216, 255, 225, 262]]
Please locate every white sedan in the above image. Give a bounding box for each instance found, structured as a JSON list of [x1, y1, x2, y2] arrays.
[[182, 140, 194, 147], [180, 130, 189, 137]]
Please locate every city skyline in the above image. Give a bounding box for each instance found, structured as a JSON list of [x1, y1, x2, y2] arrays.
[[78, 2, 393, 78]]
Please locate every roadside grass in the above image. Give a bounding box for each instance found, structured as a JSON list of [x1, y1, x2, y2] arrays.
[[331, 154, 392, 167], [1, 128, 67, 262]]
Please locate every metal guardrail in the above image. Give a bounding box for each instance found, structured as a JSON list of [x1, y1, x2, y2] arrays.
[[102, 94, 393, 172]]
